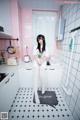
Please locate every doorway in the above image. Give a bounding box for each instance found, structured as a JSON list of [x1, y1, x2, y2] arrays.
[[32, 10, 58, 55]]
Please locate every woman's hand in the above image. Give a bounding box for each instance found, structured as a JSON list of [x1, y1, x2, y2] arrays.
[[38, 58, 43, 65], [38, 56, 49, 65], [38, 56, 47, 65], [42, 56, 49, 62], [35, 58, 42, 66], [33, 55, 50, 66]]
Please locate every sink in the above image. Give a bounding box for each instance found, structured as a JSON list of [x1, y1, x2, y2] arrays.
[[0, 73, 8, 82]]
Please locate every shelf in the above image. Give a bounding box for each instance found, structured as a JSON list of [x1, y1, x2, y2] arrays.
[[0, 32, 19, 41], [0, 32, 12, 39]]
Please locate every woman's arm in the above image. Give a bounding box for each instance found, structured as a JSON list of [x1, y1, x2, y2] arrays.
[[40, 55, 50, 64], [33, 48, 41, 65], [33, 55, 41, 65], [37, 55, 50, 65], [33, 48, 50, 65]]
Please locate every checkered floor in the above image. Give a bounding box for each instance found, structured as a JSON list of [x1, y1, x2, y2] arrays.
[[8, 88, 74, 120]]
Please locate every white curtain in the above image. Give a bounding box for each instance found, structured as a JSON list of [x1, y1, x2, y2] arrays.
[[32, 11, 58, 55]]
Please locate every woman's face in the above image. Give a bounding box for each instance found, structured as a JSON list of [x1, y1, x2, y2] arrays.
[[38, 38, 43, 45]]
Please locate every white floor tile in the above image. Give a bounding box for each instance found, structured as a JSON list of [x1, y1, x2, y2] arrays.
[[8, 87, 74, 120]]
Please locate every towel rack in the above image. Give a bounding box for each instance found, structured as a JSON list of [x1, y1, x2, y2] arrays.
[[70, 26, 80, 33], [0, 37, 19, 41]]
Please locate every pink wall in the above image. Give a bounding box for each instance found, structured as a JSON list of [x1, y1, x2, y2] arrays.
[[21, 8, 33, 60], [10, 0, 21, 59], [10, 0, 19, 38], [0, 0, 32, 61], [0, 0, 21, 61]]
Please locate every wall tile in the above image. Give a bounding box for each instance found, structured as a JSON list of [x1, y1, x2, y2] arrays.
[[76, 93, 80, 110], [74, 103, 80, 119], [71, 85, 79, 102], [69, 97, 76, 113], [75, 79, 80, 90], [73, 110, 79, 120], [60, 4, 80, 120], [76, 71, 80, 80]]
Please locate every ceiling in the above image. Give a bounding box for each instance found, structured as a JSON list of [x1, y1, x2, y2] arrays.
[[18, 0, 63, 10], [19, 0, 80, 11]]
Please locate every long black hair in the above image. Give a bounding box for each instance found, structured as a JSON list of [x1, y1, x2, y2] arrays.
[[37, 34, 46, 53]]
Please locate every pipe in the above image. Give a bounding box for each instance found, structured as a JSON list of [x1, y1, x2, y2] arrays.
[[65, 31, 77, 87], [62, 31, 77, 95]]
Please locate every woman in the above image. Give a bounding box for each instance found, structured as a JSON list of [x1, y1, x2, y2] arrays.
[[33, 34, 49, 103]]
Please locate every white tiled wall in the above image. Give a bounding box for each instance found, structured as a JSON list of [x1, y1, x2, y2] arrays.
[[58, 4, 80, 120]]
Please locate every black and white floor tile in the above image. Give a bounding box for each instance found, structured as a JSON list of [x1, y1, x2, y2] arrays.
[[8, 88, 74, 120]]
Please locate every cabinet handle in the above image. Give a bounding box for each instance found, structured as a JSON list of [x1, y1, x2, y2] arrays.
[[5, 78, 10, 84], [45, 68, 47, 70], [50, 68, 55, 70], [11, 73, 14, 77], [44, 68, 55, 70], [26, 68, 32, 70]]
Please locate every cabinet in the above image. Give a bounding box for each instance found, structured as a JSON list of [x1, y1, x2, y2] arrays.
[[0, 72, 19, 112], [18, 65, 63, 88], [0, 0, 12, 35], [0, 0, 19, 36]]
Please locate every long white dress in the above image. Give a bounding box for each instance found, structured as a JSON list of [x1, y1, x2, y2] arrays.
[[32, 47, 49, 103]]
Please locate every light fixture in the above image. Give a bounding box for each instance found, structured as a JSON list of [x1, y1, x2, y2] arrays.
[[56, 0, 80, 4]]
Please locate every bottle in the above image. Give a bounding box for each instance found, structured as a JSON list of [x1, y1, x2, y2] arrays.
[[1, 51, 5, 64]]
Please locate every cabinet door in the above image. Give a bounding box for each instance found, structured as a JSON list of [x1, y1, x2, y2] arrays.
[[0, 0, 12, 35], [0, 77, 12, 112], [10, 73, 19, 99], [0, 73, 19, 112], [18, 68, 33, 87], [48, 68, 62, 88]]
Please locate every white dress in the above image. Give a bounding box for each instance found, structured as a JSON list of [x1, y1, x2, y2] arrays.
[[32, 47, 49, 103], [33, 47, 49, 65]]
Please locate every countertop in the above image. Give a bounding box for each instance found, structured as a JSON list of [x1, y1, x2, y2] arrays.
[[0, 64, 19, 72], [0, 61, 63, 88], [0, 64, 19, 88], [0, 61, 63, 72]]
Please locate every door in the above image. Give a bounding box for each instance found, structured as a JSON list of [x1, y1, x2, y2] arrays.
[[32, 11, 58, 55]]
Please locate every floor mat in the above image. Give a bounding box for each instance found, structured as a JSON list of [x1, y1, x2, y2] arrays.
[[33, 90, 58, 108]]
